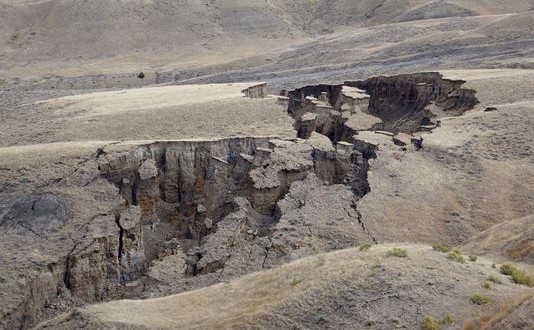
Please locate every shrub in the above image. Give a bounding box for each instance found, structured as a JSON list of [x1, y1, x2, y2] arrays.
[[469, 255, 478, 262], [447, 250, 466, 263], [138, 71, 145, 79], [470, 293, 490, 305], [440, 313, 455, 325], [487, 275, 502, 284], [388, 247, 407, 258], [432, 243, 451, 253], [491, 263, 496, 269], [369, 264, 381, 277], [500, 264, 533, 287], [483, 282, 492, 290], [289, 277, 303, 286], [422, 316, 440, 330], [359, 243, 372, 251]]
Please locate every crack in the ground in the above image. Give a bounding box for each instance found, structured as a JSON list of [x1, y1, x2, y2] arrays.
[[262, 246, 270, 269], [19, 223, 45, 239]]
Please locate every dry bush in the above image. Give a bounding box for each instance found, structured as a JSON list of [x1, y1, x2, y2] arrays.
[[470, 293, 490, 305], [422, 316, 440, 330], [387, 247, 408, 258], [500, 264, 533, 287], [448, 250, 466, 263], [432, 243, 451, 253]]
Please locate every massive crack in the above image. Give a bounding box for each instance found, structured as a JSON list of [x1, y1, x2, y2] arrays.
[[94, 134, 372, 277], [0, 73, 480, 329], [283, 72, 479, 248]]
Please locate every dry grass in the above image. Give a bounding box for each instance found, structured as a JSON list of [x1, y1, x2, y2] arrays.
[[487, 275, 502, 285], [500, 264, 534, 287], [0, 84, 295, 147], [463, 293, 534, 330], [36, 245, 530, 330], [461, 215, 534, 264], [359, 243, 373, 251], [387, 247, 408, 258], [433, 244, 451, 253], [448, 250, 466, 263], [470, 294, 490, 305], [422, 316, 440, 330], [39, 84, 262, 118]]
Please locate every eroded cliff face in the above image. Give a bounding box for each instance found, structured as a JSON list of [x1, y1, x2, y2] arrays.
[[346, 73, 478, 133], [0, 73, 479, 329], [0, 137, 375, 329], [288, 72, 478, 141], [96, 134, 373, 276]]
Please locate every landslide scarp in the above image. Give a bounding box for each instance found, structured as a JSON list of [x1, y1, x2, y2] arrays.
[[0, 73, 481, 329], [287, 72, 479, 142]]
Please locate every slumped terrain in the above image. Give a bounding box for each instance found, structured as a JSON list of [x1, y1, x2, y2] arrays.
[[0, 1, 533, 329]]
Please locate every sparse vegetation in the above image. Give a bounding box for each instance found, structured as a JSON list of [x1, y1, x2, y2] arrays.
[[289, 277, 303, 286], [422, 316, 440, 330], [421, 313, 453, 330], [388, 247, 407, 258], [440, 313, 455, 325], [432, 243, 451, 253], [369, 264, 381, 277], [447, 250, 466, 263], [470, 293, 490, 305], [487, 275, 502, 284], [500, 264, 533, 287], [464, 293, 534, 330], [468, 255, 478, 262], [359, 243, 372, 251]]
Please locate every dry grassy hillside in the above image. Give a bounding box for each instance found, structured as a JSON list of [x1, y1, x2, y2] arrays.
[[1, 0, 533, 82], [37, 245, 533, 330], [462, 215, 534, 265]]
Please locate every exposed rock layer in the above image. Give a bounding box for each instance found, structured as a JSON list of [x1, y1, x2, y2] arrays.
[[0, 73, 480, 329]]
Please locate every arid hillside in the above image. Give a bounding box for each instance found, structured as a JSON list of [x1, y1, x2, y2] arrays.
[[1, 0, 533, 84], [37, 245, 533, 330], [0, 1, 533, 329]]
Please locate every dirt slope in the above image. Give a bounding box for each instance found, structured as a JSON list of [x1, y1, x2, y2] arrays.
[[462, 215, 534, 265]]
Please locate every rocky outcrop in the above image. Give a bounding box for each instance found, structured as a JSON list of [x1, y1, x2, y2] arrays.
[[336, 86, 370, 114], [241, 83, 267, 98], [95, 134, 373, 273]]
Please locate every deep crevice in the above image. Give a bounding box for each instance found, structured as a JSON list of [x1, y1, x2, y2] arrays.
[[115, 213, 124, 263], [4, 73, 482, 330]]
